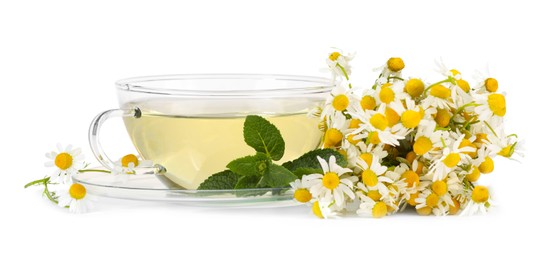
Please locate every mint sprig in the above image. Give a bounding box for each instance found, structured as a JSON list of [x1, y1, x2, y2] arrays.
[[197, 115, 348, 190], [243, 115, 285, 161]]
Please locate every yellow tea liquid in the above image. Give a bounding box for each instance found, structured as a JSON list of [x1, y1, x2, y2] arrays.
[[124, 112, 321, 189]]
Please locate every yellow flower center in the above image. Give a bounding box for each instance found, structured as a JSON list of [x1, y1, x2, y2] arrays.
[[459, 139, 477, 158], [401, 110, 422, 128], [69, 183, 86, 200], [498, 145, 513, 158], [294, 188, 312, 203], [466, 166, 481, 182], [426, 193, 439, 208], [475, 133, 488, 144], [387, 57, 405, 72], [479, 156, 494, 174], [430, 85, 451, 99], [413, 137, 433, 155], [349, 118, 362, 129], [449, 69, 461, 77], [121, 154, 139, 167], [372, 201, 388, 218], [401, 170, 420, 188], [322, 172, 340, 190], [485, 78, 498, 92], [360, 153, 373, 167], [406, 151, 416, 164], [449, 198, 461, 215], [329, 52, 341, 61], [324, 128, 343, 148], [488, 93, 506, 117], [405, 78, 424, 98], [435, 108, 451, 127], [416, 206, 432, 216], [362, 169, 379, 187], [431, 181, 448, 196], [456, 79, 470, 93], [361, 96, 377, 111], [472, 186, 489, 203], [370, 113, 388, 131], [55, 152, 73, 170], [367, 190, 382, 201], [338, 149, 347, 158], [408, 192, 419, 206], [347, 134, 361, 145], [385, 107, 400, 127], [332, 94, 349, 111], [443, 153, 461, 168], [312, 201, 324, 218], [379, 87, 395, 104], [368, 131, 381, 145]]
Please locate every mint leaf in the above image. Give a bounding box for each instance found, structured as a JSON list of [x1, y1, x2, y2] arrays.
[[282, 149, 347, 174], [234, 175, 261, 189], [259, 163, 297, 188], [290, 167, 323, 178], [243, 115, 285, 161], [197, 170, 239, 190], [227, 153, 269, 176]]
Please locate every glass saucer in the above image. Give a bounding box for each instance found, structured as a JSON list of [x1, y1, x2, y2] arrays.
[[72, 171, 297, 207]]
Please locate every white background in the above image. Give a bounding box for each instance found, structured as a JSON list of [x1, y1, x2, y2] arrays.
[[1, 0, 550, 259]]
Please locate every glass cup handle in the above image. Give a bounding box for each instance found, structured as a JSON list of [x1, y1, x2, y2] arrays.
[[88, 107, 165, 174]]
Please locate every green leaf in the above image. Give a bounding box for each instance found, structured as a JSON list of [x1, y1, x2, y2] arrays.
[[289, 167, 323, 179], [243, 115, 285, 160], [234, 175, 261, 189], [227, 153, 269, 176], [282, 149, 347, 174], [197, 170, 239, 190], [259, 164, 298, 188]]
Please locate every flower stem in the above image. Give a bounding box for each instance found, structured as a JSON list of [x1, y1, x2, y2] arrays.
[[78, 169, 111, 173], [336, 63, 350, 81], [484, 121, 498, 137], [24, 177, 50, 189], [43, 182, 58, 204], [423, 78, 454, 96]]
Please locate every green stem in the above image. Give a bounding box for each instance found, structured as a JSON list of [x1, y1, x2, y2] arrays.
[[422, 78, 454, 96], [484, 121, 498, 137], [78, 169, 111, 173], [24, 177, 50, 189], [387, 76, 404, 82], [43, 182, 58, 204], [336, 63, 350, 81]]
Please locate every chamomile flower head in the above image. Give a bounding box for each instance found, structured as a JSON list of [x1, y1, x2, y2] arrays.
[[356, 193, 389, 218], [356, 157, 392, 197], [422, 84, 454, 109], [322, 114, 349, 148], [45, 143, 85, 184], [374, 81, 409, 106], [460, 185, 493, 216], [56, 183, 95, 214], [428, 135, 475, 181], [311, 199, 339, 219], [413, 120, 443, 157], [307, 156, 357, 208], [435, 58, 462, 81], [474, 92, 507, 121], [326, 50, 354, 82], [113, 154, 153, 175], [474, 66, 499, 93], [290, 177, 314, 203]]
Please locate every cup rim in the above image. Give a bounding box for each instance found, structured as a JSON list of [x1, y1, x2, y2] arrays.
[[115, 74, 333, 96]]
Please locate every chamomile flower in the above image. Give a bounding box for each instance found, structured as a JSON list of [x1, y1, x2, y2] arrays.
[[307, 156, 357, 208], [312, 199, 339, 219], [351, 105, 406, 146], [435, 58, 462, 81], [322, 113, 349, 148], [412, 120, 443, 157], [460, 185, 493, 216], [374, 57, 406, 83], [45, 143, 85, 184], [422, 84, 454, 109], [321, 81, 357, 120], [374, 81, 409, 105], [326, 50, 354, 81], [474, 65, 500, 93], [56, 183, 95, 214], [290, 177, 314, 203], [356, 193, 389, 218], [356, 157, 392, 197], [428, 135, 475, 181], [474, 92, 507, 121], [113, 154, 153, 175], [389, 98, 427, 133]]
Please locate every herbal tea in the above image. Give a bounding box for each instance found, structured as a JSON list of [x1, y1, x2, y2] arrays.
[[124, 112, 322, 189]]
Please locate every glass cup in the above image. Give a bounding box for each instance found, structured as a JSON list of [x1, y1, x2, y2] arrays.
[[89, 74, 332, 189]]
